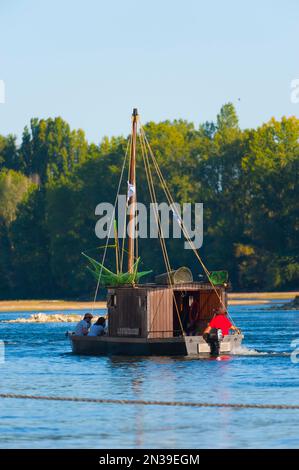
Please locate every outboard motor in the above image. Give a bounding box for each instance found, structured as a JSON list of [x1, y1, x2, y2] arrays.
[[204, 328, 223, 356]]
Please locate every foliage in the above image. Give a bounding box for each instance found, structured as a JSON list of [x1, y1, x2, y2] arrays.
[[0, 105, 298, 298], [0, 170, 33, 225]]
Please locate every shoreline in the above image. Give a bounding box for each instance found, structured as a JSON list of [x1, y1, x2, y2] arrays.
[[0, 292, 298, 312], [0, 300, 106, 312]]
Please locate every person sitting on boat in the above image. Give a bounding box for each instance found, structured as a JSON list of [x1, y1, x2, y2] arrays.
[[74, 313, 93, 336], [203, 306, 240, 337], [88, 317, 106, 337]]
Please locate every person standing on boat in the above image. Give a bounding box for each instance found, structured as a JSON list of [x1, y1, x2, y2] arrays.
[[88, 317, 106, 337], [187, 296, 200, 335], [204, 306, 239, 337], [74, 313, 93, 336]]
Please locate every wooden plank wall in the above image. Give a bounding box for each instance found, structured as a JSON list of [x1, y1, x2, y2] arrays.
[[147, 288, 173, 338], [108, 288, 148, 337]]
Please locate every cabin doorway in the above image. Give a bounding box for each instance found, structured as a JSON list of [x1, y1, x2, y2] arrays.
[[173, 290, 222, 336], [173, 291, 196, 336]]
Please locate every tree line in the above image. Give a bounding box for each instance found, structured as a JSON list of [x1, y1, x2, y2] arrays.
[[0, 104, 298, 299]]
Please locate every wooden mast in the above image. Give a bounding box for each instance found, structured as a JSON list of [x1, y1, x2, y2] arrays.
[[128, 108, 138, 273]]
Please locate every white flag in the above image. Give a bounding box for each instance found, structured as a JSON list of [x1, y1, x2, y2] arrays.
[[127, 182, 135, 201]]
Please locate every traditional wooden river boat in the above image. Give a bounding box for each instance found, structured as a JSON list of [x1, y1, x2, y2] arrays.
[[69, 109, 243, 356]]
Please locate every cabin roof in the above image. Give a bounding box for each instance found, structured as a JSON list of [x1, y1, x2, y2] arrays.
[[108, 282, 225, 291]]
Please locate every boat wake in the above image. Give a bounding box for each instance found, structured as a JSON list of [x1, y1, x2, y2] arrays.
[[232, 345, 291, 357]]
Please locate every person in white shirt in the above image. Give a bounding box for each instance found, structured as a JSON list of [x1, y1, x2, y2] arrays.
[[88, 317, 106, 337], [74, 313, 93, 336]]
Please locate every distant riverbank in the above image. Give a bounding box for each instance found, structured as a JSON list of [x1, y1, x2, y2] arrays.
[[0, 300, 106, 312], [0, 292, 298, 312], [228, 292, 299, 305]]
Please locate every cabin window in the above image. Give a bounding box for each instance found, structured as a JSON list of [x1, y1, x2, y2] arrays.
[[110, 294, 117, 307]]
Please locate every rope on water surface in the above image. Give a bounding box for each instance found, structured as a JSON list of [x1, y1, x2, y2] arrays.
[[0, 393, 298, 410]]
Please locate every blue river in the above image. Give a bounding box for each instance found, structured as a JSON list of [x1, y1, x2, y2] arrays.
[[0, 302, 299, 449]]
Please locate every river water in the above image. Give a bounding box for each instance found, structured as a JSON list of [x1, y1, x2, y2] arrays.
[[0, 302, 299, 449]]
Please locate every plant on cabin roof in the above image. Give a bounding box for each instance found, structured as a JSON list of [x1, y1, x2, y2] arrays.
[[83, 253, 152, 287]]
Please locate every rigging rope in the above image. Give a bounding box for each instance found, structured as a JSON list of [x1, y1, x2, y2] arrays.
[[91, 136, 131, 313], [139, 130, 184, 336], [139, 124, 236, 327], [0, 393, 298, 410], [89, 115, 236, 328], [120, 134, 133, 272]]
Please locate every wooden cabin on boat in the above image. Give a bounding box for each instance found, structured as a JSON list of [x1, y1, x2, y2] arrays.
[[107, 282, 227, 340]]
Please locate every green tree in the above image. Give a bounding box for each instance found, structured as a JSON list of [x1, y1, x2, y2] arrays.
[[19, 117, 89, 183], [239, 116, 299, 289], [0, 170, 33, 225], [0, 135, 19, 170], [216, 102, 239, 131], [10, 188, 52, 298]]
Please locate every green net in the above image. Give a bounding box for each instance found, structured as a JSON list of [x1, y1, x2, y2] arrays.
[[208, 270, 229, 286], [83, 253, 152, 287]]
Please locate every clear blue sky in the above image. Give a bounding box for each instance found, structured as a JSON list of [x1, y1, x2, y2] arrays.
[[0, 0, 299, 143]]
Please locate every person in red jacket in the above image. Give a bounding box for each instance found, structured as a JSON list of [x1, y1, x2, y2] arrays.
[[203, 306, 240, 356], [204, 306, 240, 337]]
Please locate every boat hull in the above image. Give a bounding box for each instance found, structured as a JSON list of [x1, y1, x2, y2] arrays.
[[69, 333, 244, 357]]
